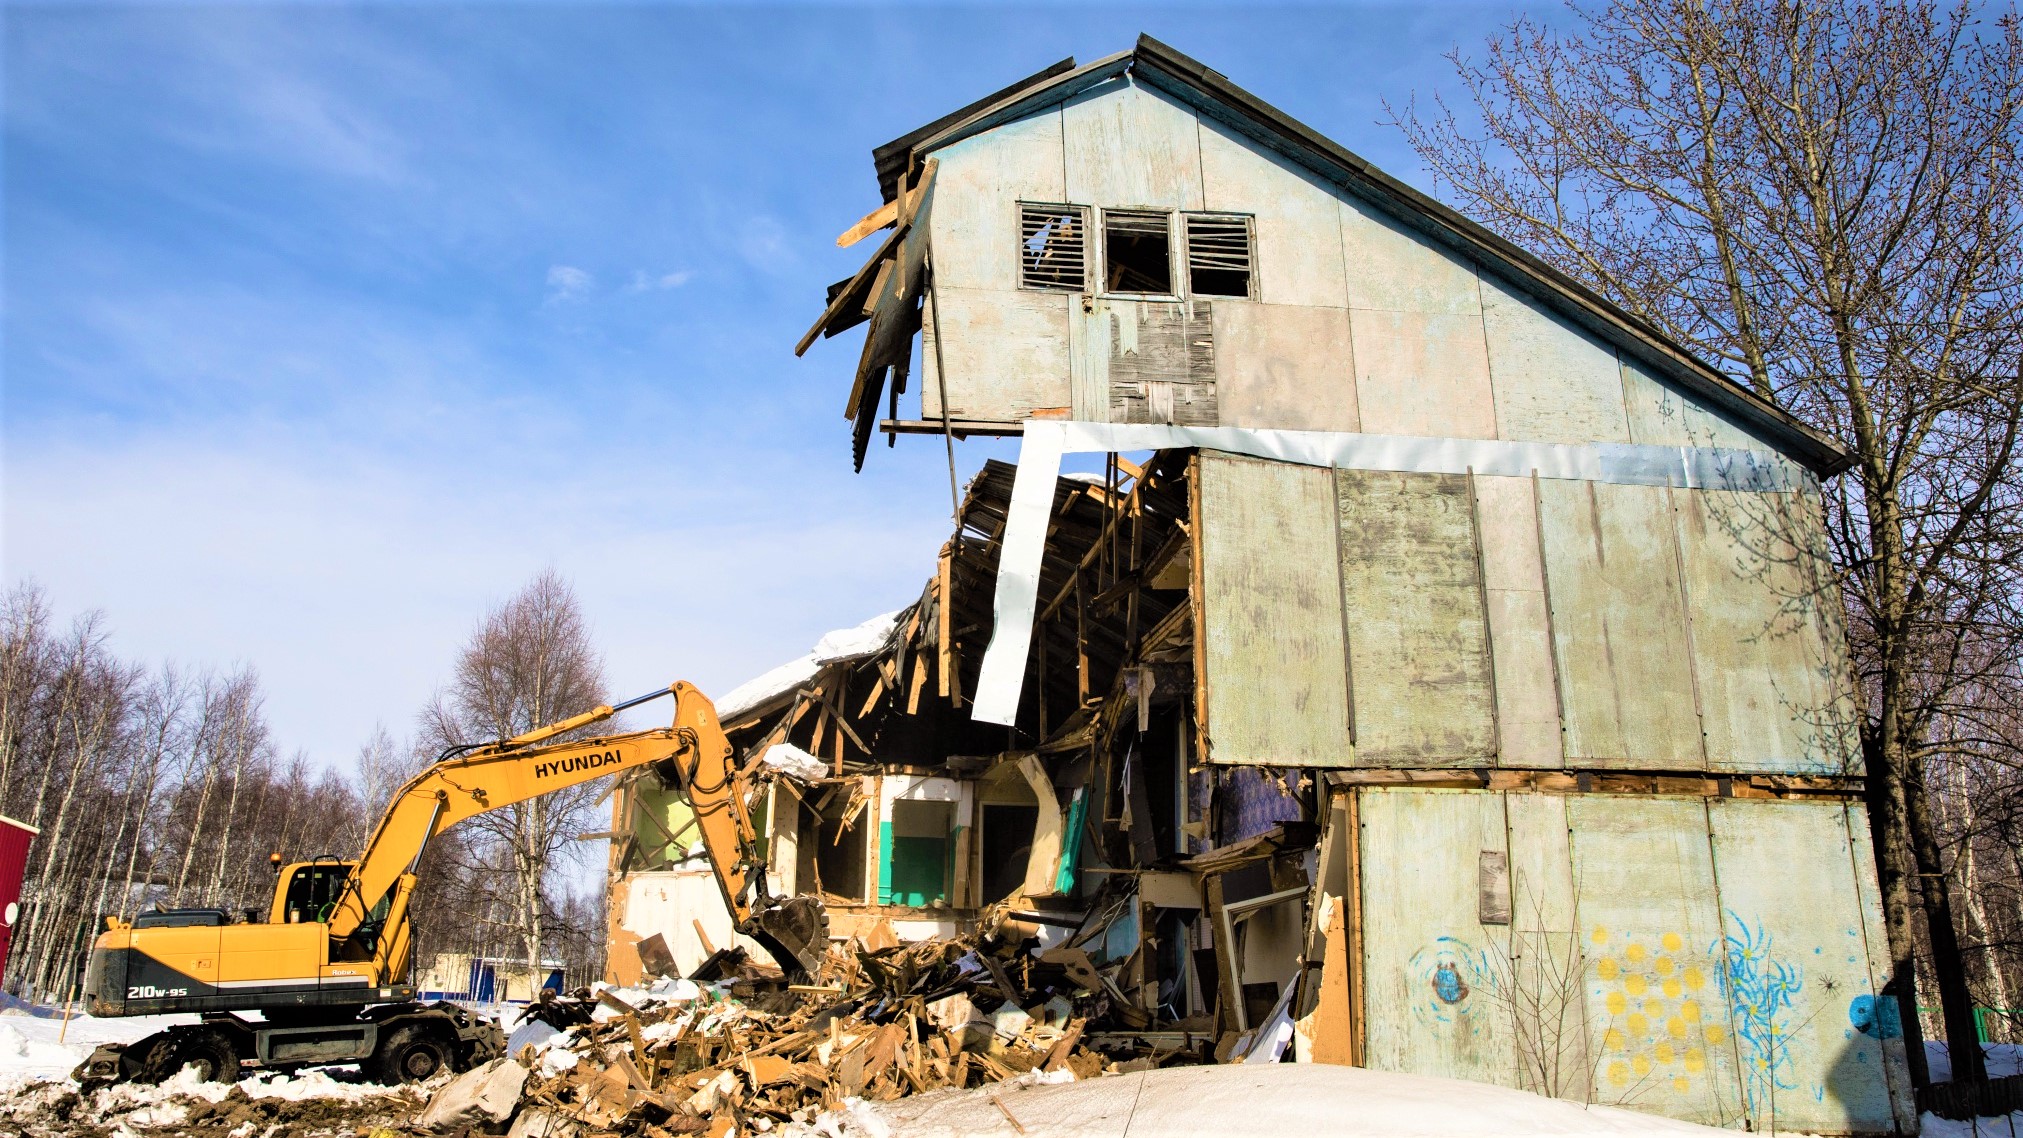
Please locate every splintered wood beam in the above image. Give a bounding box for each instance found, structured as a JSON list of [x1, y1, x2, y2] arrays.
[[857, 672, 888, 718], [907, 653, 928, 715], [937, 553, 954, 699], [837, 198, 900, 248]]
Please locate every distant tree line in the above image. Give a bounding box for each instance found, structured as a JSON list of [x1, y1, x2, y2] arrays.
[[0, 575, 609, 1006]]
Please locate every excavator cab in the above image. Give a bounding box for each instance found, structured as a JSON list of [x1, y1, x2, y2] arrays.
[[274, 860, 355, 925]]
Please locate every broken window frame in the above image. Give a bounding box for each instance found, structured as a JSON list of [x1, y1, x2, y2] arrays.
[[1181, 211, 1256, 299], [1098, 207, 1179, 298], [1016, 202, 1091, 292]]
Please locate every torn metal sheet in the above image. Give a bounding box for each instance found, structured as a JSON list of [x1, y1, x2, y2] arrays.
[[970, 419, 1811, 724]]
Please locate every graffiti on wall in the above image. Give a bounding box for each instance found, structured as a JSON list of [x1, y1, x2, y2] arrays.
[[1409, 936, 1494, 1029], [1717, 913, 1804, 1114], [1590, 925, 1724, 1096]]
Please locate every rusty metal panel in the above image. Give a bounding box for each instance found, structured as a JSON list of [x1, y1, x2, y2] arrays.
[[1340, 196, 1482, 315], [1335, 469, 1495, 765], [1503, 793, 1591, 1101], [1705, 798, 1898, 1134], [1198, 117, 1347, 308], [1842, 804, 1919, 1133], [1480, 276, 1632, 445], [921, 287, 1072, 420], [924, 109, 1065, 292], [1349, 309, 1497, 439], [1210, 302, 1357, 432], [1568, 795, 1748, 1128], [1198, 453, 1352, 766], [1538, 481, 1704, 769], [1357, 789, 1517, 1087], [1473, 476, 1563, 769], [1673, 489, 1860, 774], [1062, 79, 1203, 211], [1621, 358, 1770, 451], [1105, 300, 1217, 425]]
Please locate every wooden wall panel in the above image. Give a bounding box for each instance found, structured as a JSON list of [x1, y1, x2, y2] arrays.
[[1473, 476, 1563, 768], [1842, 805, 1919, 1133], [1062, 79, 1203, 211], [921, 287, 1072, 420], [1340, 197, 1482, 315], [1621, 358, 1770, 451], [1538, 481, 1703, 769], [1198, 454, 1353, 766], [1706, 799, 1897, 1134], [1349, 309, 1498, 439], [1106, 300, 1218, 425], [1504, 793, 1590, 1102], [1568, 796, 1747, 1128], [1480, 276, 1632, 445], [1674, 489, 1858, 774], [1358, 789, 1517, 1087], [925, 108, 1065, 292], [1211, 302, 1358, 432], [1198, 117, 1348, 308], [1336, 470, 1495, 765]]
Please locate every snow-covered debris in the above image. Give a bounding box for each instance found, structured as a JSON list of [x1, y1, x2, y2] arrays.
[[761, 742, 830, 783], [715, 610, 902, 719]]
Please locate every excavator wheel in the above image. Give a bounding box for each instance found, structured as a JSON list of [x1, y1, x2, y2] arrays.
[[373, 1024, 453, 1084], [135, 1026, 242, 1085]]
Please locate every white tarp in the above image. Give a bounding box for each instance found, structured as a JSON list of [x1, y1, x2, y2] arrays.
[[969, 419, 1812, 725]]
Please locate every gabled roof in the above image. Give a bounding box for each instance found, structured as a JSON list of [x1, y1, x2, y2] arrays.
[[870, 35, 1851, 477]]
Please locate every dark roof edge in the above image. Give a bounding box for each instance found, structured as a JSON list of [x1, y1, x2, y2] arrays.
[[877, 35, 1851, 478]]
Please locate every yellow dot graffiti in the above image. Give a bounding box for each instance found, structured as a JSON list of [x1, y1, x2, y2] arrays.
[[1704, 1025, 1727, 1045], [1606, 991, 1627, 1016], [1683, 965, 1706, 991], [1593, 927, 1610, 945], [1626, 942, 1648, 963], [1662, 978, 1683, 999], [1608, 1060, 1630, 1086], [1655, 955, 1676, 976], [1681, 1000, 1701, 1022], [1662, 932, 1684, 952], [1597, 957, 1620, 980], [1655, 1042, 1676, 1065], [1684, 1048, 1706, 1073], [1628, 1013, 1650, 1035], [1672, 1076, 1692, 1093], [1633, 1053, 1653, 1077], [1604, 1028, 1627, 1050], [1667, 1017, 1689, 1039], [1625, 974, 1648, 997]]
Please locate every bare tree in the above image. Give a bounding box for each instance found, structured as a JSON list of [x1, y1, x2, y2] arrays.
[[1396, 0, 2023, 1084], [419, 570, 609, 974]]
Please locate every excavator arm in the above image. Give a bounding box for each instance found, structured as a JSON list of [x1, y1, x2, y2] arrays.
[[325, 681, 826, 978]]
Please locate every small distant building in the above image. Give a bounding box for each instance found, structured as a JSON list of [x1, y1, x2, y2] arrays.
[[416, 952, 562, 1005], [609, 36, 1911, 1135]]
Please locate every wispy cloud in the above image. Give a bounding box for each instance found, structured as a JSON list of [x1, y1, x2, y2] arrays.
[[545, 264, 594, 304], [626, 269, 693, 293]]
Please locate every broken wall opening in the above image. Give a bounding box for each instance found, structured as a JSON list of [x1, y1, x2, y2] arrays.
[[795, 784, 869, 904], [884, 798, 953, 907]]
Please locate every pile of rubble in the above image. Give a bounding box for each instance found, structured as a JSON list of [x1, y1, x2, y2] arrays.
[[429, 905, 1202, 1136]]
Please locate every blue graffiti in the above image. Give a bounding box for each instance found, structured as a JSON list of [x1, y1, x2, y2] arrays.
[[1849, 994, 1903, 1040], [1408, 937, 1494, 1029], [1717, 914, 1804, 1114]]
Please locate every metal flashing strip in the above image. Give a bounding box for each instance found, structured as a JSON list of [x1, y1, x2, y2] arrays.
[[969, 419, 1811, 726]]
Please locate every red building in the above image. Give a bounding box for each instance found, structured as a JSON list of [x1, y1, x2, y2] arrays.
[[0, 815, 36, 975]]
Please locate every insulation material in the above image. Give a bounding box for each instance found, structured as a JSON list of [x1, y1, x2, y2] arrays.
[[1335, 469, 1496, 765]]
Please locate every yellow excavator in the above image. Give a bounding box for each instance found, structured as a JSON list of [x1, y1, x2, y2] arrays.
[[74, 682, 827, 1088]]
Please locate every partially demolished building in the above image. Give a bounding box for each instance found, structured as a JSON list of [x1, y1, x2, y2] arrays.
[[607, 36, 1913, 1134]]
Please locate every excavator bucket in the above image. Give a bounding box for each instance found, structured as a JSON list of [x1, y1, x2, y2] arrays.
[[744, 895, 830, 980]]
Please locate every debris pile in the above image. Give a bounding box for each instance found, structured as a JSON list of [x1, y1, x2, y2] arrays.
[[474, 905, 1203, 1135], [0, 1064, 427, 1138]]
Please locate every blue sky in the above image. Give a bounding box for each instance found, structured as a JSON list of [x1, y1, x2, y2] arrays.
[[3, 2, 1541, 769]]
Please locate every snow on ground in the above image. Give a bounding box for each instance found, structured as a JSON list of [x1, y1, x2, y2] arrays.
[[0, 1006, 194, 1088]]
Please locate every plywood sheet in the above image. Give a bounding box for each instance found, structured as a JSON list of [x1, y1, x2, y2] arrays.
[[1198, 117, 1348, 308], [1106, 300, 1218, 426], [1336, 469, 1495, 765], [1211, 302, 1357, 432], [1621, 358, 1770, 451], [1350, 309, 1497, 439], [1340, 197, 1482, 315], [1357, 789, 1517, 1087], [1568, 796, 1747, 1128], [925, 109, 1065, 292], [1841, 805, 1918, 1133], [1198, 454, 1352, 766], [1480, 276, 1632, 445], [922, 286, 1073, 420], [1538, 481, 1703, 769], [1473, 476, 1562, 768], [1673, 489, 1859, 774], [1705, 798, 1897, 1133], [1062, 79, 1203, 211], [1504, 793, 1590, 1101]]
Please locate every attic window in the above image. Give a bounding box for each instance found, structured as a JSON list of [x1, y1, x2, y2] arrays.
[[1103, 209, 1174, 294], [1184, 214, 1254, 298], [1019, 204, 1088, 291]]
